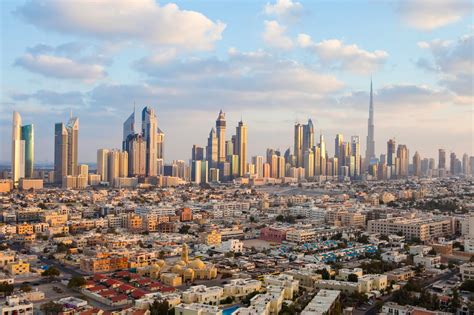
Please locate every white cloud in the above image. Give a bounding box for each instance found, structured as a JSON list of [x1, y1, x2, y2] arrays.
[[398, 0, 472, 31], [297, 34, 388, 74], [417, 34, 473, 104], [16, 0, 226, 51], [264, 0, 303, 20], [15, 53, 106, 82], [262, 20, 293, 50]]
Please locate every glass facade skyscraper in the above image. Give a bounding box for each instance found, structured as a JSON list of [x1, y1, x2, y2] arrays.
[[21, 124, 34, 178]]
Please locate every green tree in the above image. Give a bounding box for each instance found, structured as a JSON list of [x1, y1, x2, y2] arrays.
[[149, 300, 170, 315], [20, 283, 32, 292], [460, 280, 474, 292], [0, 282, 14, 296], [67, 276, 86, 288], [42, 266, 60, 281], [347, 273, 359, 282]]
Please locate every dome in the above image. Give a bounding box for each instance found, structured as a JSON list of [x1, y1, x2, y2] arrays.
[[189, 258, 205, 270], [176, 260, 186, 266], [184, 268, 194, 276]]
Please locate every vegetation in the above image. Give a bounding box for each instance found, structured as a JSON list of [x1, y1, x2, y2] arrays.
[[460, 280, 474, 292], [41, 266, 60, 280], [67, 276, 86, 288], [0, 282, 14, 296], [276, 215, 296, 224], [242, 291, 260, 306], [347, 273, 359, 282], [178, 225, 191, 234], [149, 300, 173, 315], [20, 283, 32, 292]]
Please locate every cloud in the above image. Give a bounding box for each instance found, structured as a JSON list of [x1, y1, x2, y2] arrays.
[[398, 0, 472, 31], [16, 0, 226, 51], [264, 0, 303, 21], [297, 34, 388, 74], [262, 20, 293, 50], [11, 90, 85, 107], [15, 53, 106, 82], [134, 48, 342, 96], [417, 34, 473, 104]]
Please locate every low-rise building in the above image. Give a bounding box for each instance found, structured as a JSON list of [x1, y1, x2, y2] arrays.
[[174, 303, 222, 315], [301, 289, 341, 315]]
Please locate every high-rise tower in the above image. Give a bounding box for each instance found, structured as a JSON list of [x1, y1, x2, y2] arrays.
[[294, 123, 303, 167], [206, 127, 218, 169], [122, 110, 135, 151], [236, 120, 247, 177], [11, 112, 25, 186], [216, 110, 226, 163], [365, 80, 376, 162], [21, 124, 34, 178], [66, 117, 79, 176], [142, 107, 157, 176], [54, 122, 68, 183]]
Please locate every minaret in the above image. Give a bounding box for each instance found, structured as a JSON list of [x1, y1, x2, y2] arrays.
[[365, 79, 376, 162]]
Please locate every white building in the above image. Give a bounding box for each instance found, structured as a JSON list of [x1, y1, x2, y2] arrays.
[[175, 303, 222, 315], [301, 289, 340, 315], [0, 295, 33, 315], [182, 285, 224, 305]]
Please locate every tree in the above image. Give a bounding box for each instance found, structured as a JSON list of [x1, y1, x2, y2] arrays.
[[179, 225, 191, 234], [0, 282, 14, 296], [149, 300, 170, 315], [42, 266, 60, 281], [40, 302, 64, 315], [460, 280, 474, 292], [317, 269, 330, 280], [348, 273, 359, 282], [20, 283, 32, 292], [67, 276, 86, 288]]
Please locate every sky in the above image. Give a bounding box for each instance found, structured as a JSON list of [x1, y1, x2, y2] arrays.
[[0, 0, 473, 164]]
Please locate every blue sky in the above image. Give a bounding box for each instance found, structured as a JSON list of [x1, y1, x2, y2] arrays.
[[1, 0, 472, 163]]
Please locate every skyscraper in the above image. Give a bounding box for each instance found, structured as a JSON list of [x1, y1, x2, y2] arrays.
[[351, 136, 361, 177], [439, 149, 446, 170], [216, 110, 226, 163], [54, 122, 68, 183], [236, 120, 247, 177], [365, 80, 376, 161], [335, 134, 343, 162], [206, 128, 218, 169], [387, 139, 396, 166], [413, 151, 421, 176], [156, 127, 165, 175], [11, 112, 25, 186], [66, 117, 79, 176], [21, 124, 34, 178], [128, 134, 146, 177], [97, 149, 109, 182], [142, 107, 157, 176], [303, 119, 314, 153], [123, 110, 135, 151], [294, 123, 303, 167], [397, 144, 409, 177]]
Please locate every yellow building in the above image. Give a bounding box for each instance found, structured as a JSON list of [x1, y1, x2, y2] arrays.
[[6, 260, 30, 275], [17, 223, 34, 235], [200, 230, 222, 246], [160, 273, 183, 287]]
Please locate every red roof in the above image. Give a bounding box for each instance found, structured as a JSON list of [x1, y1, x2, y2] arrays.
[[110, 294, 128, 302], [130, 289, 147, 299], [115, 271, 131, 278], [133, 278, 151, 286], [93, 274, 107, 281], [117, 284, 136, 292], [105, 279, 123, 287], [99, 289, 117, 297], [88, 285, 107, 292]]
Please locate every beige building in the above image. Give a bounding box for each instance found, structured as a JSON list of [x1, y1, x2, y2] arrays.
[[367, 215, 453, 241], [263, 274, 299, 300], [223, 278, 261, 298], [182, 285, 223, 305], [174, 303, 222, 315], [200, 230, 222, 246]]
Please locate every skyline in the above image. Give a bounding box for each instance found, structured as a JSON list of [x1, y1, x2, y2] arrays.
[[1, 0, 473, 163]]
